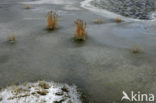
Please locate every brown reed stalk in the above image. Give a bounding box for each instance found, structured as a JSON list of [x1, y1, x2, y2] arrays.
[[47, 11, 58, 30], [115, 17, 122, 23], [94, 18, 103, 24], [74, 19, 87, 40], [25, 5, 30, 9], [9, 35, 16, 43]]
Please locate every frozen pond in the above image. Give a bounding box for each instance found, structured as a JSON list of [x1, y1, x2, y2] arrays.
[[0, 0, 156, 103]]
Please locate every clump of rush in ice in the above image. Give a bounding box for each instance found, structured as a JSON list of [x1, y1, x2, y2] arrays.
[[94, 17, 103, 24], [131, 45, 142, 54], [46, 11, 59, 31], [8, 35, 16, 44], [74, 19, 87, 41], [25, 5, 30, 9]]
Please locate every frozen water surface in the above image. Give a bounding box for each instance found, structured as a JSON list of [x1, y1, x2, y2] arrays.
[[0, 0, 156, 103]]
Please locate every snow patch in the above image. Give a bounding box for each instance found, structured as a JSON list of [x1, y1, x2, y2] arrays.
[[80, 0, 145, 22], [0, 81, 82, 103]]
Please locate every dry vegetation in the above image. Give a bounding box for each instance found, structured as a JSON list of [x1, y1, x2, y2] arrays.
[[94, 18, 103, 24], [74, 19, 87, 41], [115, 17, 122, 23], [8, 35, 16, 43], [47, 11, 58, 30], [25, 5, 30, 9], [131, 45, 142, 54], [38, 81, 50, 89]]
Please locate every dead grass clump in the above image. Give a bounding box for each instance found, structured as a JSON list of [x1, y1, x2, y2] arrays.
[[131, 45, 142, 54], [8, 35, 16, 43], [54, 98, 66, 103], [94, 18, 103, 24], [25, 5, 30, 9], [115, 17, 122, 23], [74, 19, 87, 41], [11, 87, 30, 95], [37, 89, 48, 96], [38, 81, 50, 89], [61, 86, 69, 93], [47, 11, 58, 30], [55, 91, 63, 96]]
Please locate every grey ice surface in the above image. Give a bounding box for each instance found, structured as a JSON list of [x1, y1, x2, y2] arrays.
[[0, 0, 156, 103]]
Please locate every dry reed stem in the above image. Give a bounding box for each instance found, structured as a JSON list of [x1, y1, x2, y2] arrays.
[[8, 35, 16, 43], [74, 19, 87, 41], [47, 11, 58, 30], [94, 18, 103, 24], [115, 17, 122, 23], [131, 45, 142, 54], [25, 5, 30, 9]]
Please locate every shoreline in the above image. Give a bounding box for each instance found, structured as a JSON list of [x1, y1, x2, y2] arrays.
[[80, 0, 156, 22]]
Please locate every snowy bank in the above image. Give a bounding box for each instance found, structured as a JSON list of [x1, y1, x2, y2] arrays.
[[0, 81, 82, 103], [80, 0, 144, 21]]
